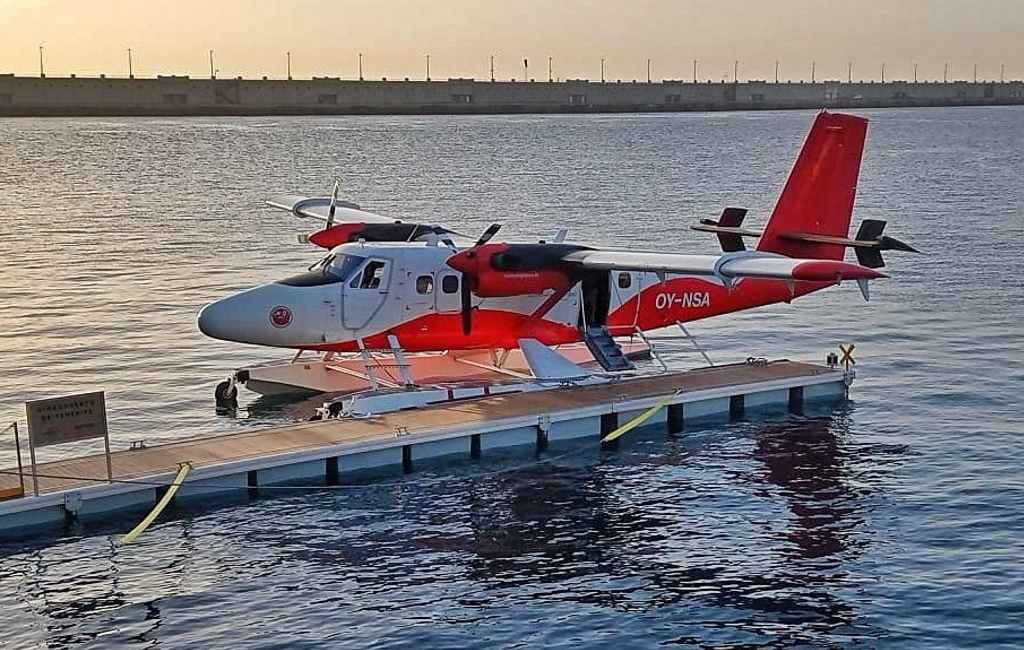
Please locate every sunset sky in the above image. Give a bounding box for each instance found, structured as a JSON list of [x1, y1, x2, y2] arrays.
[[1, 0, 1021, 82]]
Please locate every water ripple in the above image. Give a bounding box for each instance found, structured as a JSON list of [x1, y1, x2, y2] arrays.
[[1, 107, 1023, 648]]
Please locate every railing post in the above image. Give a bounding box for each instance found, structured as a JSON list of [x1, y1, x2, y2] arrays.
[[26, 420, 39, 497], [633, 326, 668, 371], [676, 321, 715, 367], [12, 422, 25, 497]]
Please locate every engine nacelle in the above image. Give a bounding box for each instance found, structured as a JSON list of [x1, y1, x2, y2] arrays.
[[308, 222, 454, 249], [447, 243, 572, 297], [473, 269, 571, 297]]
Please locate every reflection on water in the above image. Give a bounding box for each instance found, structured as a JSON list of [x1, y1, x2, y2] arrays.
[[4, 411, 892, 648], [754, 414, 862, 561]]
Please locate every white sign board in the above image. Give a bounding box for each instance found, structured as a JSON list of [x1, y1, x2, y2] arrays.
[[26, 391, 108, 447], [24, 391, 111, 495]]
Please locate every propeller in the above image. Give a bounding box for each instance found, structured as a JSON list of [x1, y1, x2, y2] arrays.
[[460, 272, 474, 335], [456, 223, 502, 335], [326, 177, 341, 228], [475, 223, 501, 247]]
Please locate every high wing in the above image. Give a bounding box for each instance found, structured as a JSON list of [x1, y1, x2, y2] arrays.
[[266, 195, 395, 224], [446, 243, 887, 308], [561, 249, 885, 282]]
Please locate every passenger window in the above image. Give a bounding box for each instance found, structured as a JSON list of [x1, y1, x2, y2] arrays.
[[618, 272, 632, 289], [416, 275, 434, 294], [441, 275, 459, 294], [358, 261, 387, 289]]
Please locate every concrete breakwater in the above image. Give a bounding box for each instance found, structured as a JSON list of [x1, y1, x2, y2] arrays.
[[1, 74, 1022, 116]]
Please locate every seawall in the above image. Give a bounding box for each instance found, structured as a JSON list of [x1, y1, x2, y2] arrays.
[[1, 74, 1022, 117]]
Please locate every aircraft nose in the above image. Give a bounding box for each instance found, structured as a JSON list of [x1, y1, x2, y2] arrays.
[[197, 299, 235, 341], [197, 283, 329, 346]]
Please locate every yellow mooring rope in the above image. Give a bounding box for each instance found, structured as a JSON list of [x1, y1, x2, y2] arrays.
[[601, 395, 677, 444], [121, 462, 192, 544]]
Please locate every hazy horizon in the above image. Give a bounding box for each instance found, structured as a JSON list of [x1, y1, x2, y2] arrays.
[[1, 0, 1022, 82]]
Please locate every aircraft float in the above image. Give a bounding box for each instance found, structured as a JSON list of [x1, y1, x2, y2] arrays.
[[198, 111, 917, 410]]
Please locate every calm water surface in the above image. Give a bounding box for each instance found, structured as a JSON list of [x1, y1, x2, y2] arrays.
[[0, 107, 1022, 648]]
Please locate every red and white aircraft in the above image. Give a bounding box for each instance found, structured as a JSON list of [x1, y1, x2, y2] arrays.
[[198, 111, 915, 394]]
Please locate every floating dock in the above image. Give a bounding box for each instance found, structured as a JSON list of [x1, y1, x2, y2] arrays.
[[0, 360, 849, 540]]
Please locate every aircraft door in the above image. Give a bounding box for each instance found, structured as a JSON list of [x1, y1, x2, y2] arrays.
[[578, 270, 611, 328], [343, 258, 391, 330]]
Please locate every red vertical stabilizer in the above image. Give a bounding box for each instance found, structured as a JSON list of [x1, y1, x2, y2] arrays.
[[757, 111, 869, 260]]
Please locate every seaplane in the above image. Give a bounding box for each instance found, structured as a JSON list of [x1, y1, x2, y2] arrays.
[[198, 111, 917, 415]]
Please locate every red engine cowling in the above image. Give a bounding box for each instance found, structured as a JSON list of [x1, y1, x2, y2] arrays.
[[473, 268, 571, 297], [447, 244, 571, 297]]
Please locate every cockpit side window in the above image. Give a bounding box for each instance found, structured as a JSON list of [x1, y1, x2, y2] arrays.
[[357, 261, 387, 289]]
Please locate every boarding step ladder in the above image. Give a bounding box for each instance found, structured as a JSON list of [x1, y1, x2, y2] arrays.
[[582, 325, 635, 372]]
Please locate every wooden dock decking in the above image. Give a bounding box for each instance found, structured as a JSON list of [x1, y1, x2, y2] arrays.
[[0, 361, 835, 496]]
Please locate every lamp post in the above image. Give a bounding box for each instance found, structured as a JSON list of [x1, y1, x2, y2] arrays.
[[914, 62, 918, 83], [775, 60, 779, 83], [647, 58, 651, 83], [523, 57, 528, 81], [287, 51, 291, 80], [973, 63, 978, 83], [127, 48, 133, 79], [848, 61, 852, 83], [209, 50, 215, 79], [811, 60, 816, 83], [490, 55, 494, 82], [944, 62, 948, 83], [733, 60, 738, 83], [426, 54, 430, 81], [38, 45, 44, 78], [548, 56, 552, 82], [358, 53, 363, 81], [1001, 63, 1005, 83], [881, 62, 886, 83], [693, 59, 698, 83], [600, 58, 605, 83]]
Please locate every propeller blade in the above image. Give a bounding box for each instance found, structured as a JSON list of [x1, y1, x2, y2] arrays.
[[327, 178, 341, 228], [475, 223, 501, 247], [460, 273, 473, 335]]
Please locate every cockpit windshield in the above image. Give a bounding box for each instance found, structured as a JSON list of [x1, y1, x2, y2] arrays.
[[330, 254, 367, 282], [278, 254, 367, 287]]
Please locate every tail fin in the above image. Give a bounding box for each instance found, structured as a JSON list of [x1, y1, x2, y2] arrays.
[[757, 111, 869, 260]]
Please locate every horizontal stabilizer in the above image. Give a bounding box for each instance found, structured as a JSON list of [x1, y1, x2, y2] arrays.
[[780, 220, 920, 268]]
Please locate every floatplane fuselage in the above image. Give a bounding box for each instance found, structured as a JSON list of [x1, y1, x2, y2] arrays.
[[197, 112, 917, 400]]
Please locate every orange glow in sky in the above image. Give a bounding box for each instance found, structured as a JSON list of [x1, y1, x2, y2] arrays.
[[1, 0, 1020, 81]]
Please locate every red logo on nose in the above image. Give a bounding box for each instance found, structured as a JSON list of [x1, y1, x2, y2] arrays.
[[270, 305, 293, 328]]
